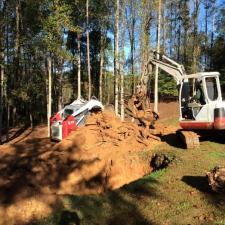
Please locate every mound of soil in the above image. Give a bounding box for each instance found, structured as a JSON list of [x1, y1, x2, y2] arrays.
[[0, 110, 166, 224], [1, 107, 181, 224], [54, 110, 161, 194]]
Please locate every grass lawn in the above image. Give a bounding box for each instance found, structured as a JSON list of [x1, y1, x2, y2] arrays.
[[35, 118, 225, 225]]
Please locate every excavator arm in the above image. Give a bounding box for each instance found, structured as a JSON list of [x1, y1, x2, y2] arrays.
[[127, 51, 185, 130], [140, 51, 185, 87]]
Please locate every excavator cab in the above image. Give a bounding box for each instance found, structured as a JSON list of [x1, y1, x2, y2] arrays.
[[179, 72, 223, 129], [180, 78, 206, 120], [141, 51, 224, 148]]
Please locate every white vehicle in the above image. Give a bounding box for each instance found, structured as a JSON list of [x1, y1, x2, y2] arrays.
[[137, 51, 225, 148], [50, 98, 103, 141]]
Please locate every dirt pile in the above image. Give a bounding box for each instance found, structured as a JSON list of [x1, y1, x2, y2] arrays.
[[0, 110, 165, 224], [54, 110, 161, 194]]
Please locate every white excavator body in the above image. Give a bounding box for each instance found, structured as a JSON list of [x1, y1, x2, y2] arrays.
[[136, 51, 225, 148], [179, 72, 225, 130]]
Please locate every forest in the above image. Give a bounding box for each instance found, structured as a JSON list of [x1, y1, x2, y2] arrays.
[[0, 0, 225, 143]]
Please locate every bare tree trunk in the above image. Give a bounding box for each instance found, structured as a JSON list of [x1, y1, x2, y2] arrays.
[[47, 56, 52, 138], [86, 0, 91, 100], [154, 0, 161, 114], [210, 1, 216, 69], [99, 32, 104, 102], [141, 1, 151, 74], [6, 104, 9, 141], [11, 0, 21, 129], [15, 0, 20, 81], [192, 0, 200, 73], [58, 65, 63, 110], [177, 1, 181, 61], [6, 16, 9, 141], [29, 105, 33, 130], [169, 2, 173, 57], [121, 1, 125, 121], [162, 0, 166, 54], [205, 0, 209, 68], [12, 107, 16, 127], [77, 33, 81, 99], [126, 0, 136, 94], [114, 0, 119, 116], [0, 1, 5, 144], [107, 73, 110, 105], [0, 49, 4, 144]]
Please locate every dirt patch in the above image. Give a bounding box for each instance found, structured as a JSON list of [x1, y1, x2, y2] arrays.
[[151, 101, 179, 121], [0, 109, 175, 224], [53, 110, 161, 194]]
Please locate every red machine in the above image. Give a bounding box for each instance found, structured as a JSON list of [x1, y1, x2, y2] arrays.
[[50, 113, 77, 140], [50, 99, 103, 141]]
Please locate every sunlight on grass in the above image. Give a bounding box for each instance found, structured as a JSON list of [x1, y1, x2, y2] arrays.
[[208, 151, 225, 158], [176, 201, 192, 211]]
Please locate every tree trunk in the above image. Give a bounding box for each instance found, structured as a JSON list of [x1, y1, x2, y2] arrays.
[[177, 1, 181, 61], [192, 0, 200, 73], [12, 106, 16, 127], [29, 105, 33, 130], [126, 0, 136, 94], [107, 73, 110, 105], [6, 103, 9, 141], [0, 48, 4, 144], [58, 65, 63, 111], [99, 31, 104, 102], [47, 56, 52, 138], [169, 2, 173, 57], [86, 0, 91, 100], [162, 0, 166, 54], [6, 9, 9, 141], [141, 1, 151, 74], [0, 1, 5, 144], [114, 0, 119, 116], [15, 0, 20, 82], [77, 33, 81, 99], [210, 1, 215, 69], [205, 0, 209, 68], [121, 1, 125, 121], [154, 0, 161, 114]]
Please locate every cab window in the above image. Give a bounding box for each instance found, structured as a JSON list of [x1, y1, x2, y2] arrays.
[[63, 109, 73, 119], [206, 77, 218, 101]]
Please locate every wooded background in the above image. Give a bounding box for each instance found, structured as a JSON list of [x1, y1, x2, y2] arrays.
[[0, 0, 225, 142]]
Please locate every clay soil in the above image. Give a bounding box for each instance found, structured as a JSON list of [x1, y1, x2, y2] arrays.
[[0, 103, 179, 225]]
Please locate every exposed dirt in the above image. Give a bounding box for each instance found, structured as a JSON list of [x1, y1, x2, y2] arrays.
[[152, 101, 179, 121], [0, 103, 179, 224]]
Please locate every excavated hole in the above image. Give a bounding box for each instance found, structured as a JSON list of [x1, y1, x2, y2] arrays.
[[150, 153, 175, 171]]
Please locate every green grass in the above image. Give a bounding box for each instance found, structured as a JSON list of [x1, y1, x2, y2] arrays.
[[176, 201, 193, 211], [208, 151, 225, 159]]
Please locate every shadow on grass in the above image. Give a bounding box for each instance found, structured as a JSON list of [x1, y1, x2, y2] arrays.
[[182, 175, 225, 214], [182, 176, 212, 193], [160, 133, 185, 149], [36, 174, 161, 225], [59, 210, 80, 225], [161, 130, 225, 149], [199, 132, 225, 145]]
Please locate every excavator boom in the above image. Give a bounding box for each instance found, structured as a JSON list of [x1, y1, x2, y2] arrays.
[[127, 51, 185, 130]]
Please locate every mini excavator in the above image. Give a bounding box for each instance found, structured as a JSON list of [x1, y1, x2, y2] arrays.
[[128, 51, 225, 149]]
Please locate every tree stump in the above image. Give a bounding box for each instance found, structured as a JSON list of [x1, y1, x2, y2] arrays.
[[207, 166, 225, 193]]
